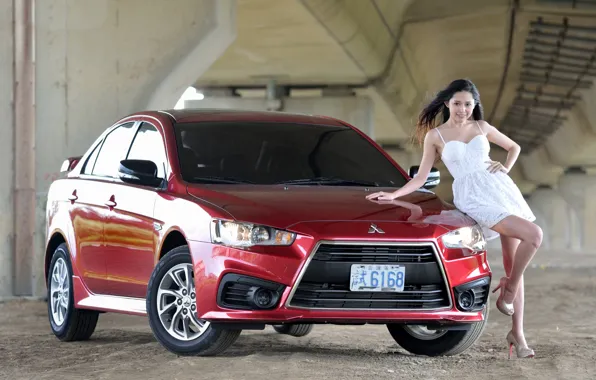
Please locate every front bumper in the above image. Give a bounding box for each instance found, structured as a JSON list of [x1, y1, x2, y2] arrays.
[[188, 236, 491, 325]]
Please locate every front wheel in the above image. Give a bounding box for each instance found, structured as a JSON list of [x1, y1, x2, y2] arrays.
[[47, 243, 99, 341], [146, 246, 241, 356], [387, 302, 489, 356]]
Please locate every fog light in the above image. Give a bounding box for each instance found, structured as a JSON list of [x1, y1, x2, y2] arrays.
[[247, 287, 278, 309], [457, 290, 476, 311]]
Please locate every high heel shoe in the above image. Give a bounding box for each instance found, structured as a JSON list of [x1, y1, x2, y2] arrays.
[[506, 330, 535, 359], [491, 277, 515, 316]]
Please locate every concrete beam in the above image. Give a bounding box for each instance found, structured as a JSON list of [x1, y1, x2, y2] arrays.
[[299, 0, 390, 78], [299, 0, 413, 142], [145, 0, 236, 109]]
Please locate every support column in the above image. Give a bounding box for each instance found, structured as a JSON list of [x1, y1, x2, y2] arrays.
[[0, 0, 15, 297], [527, 185, 577, 250], [28, 0, 236, 297], [13, 0, 36, 296], [558, 167, 596, 252]]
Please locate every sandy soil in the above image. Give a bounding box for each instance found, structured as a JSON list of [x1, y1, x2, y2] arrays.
[[1, 266, 595, 380]]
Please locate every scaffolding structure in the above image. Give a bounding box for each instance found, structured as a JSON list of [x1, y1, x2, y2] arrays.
[[501, 15, 596, 154]]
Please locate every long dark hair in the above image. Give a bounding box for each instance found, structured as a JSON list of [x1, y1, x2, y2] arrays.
[[413, 79, 484, 146]]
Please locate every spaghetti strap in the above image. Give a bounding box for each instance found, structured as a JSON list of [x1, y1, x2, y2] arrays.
[[435, 128, 446, 144], [475, 120, 485, 135]]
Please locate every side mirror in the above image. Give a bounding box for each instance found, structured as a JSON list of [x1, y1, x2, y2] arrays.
[[60, 156, 82, 173], [409, 165, 440, 189], [119, 159, 163, 187]]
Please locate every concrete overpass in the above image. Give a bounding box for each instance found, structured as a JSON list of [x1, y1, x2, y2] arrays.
[[2, 0, 596, 297]]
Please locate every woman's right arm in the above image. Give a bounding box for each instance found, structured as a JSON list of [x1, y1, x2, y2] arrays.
[[365, 130, 438, 201]]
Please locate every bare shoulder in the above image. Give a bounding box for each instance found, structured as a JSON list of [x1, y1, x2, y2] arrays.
[[476, 120, 498, 135], [424, 127, 442, 145]]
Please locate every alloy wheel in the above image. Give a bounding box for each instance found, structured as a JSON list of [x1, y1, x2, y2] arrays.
[[157, 263, 210, 341], [49, 257, 70, 326]]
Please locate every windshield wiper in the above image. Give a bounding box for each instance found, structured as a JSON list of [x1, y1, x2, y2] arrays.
[[189, 176, 254, 184], [276, 177, 380, 187]]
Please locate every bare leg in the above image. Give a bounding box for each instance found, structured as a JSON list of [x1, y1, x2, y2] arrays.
[[491, 215, 542, 305], [500, 235, 529, 348]]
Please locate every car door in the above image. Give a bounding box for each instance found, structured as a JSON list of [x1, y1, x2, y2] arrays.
[[104, 121, 168, 298], [71, 121, 137, 295]]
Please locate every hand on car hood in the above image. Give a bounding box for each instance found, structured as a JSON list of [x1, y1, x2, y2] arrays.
[[186, 185, 477, 231]]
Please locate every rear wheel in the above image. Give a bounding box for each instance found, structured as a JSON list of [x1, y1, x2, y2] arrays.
[[47, 243, 99, 341], [146, 246, 241, 356], [272, 323, 313, 337], [387, 302, 489, 356]]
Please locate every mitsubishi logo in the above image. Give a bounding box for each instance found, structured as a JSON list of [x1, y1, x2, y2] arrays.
[[368, 223, 384, 234]]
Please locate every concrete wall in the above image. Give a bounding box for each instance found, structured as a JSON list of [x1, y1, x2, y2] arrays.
[[0, 0, 14, 297], [1, 0, 236, 297]]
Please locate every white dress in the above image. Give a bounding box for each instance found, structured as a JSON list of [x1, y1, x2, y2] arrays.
[[436, 122, 536, 241]]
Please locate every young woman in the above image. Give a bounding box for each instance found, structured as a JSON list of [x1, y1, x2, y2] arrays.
[[366, 79, 541, 359]]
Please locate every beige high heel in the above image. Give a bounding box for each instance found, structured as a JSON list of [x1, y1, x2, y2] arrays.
[[506, 330, 535, 359], [491, 277, 515, 316]]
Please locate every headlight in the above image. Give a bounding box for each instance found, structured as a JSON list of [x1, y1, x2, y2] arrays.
[[210, 219, 296, 248], [441, 225, 486, 252]]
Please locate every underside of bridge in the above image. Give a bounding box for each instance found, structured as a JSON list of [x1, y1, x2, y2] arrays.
[[192, 0, 596, 251], [2, 0, 596, 297]]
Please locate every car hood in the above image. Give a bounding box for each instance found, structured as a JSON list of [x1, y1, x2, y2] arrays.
[[186, 185, 477, 232]]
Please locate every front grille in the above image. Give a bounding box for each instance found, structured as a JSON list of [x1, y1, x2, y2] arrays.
[[288, 242, 451, 310], [313, 244, 436, 263]]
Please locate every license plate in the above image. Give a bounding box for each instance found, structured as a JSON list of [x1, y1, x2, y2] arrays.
[[349, 264, 405, 292]]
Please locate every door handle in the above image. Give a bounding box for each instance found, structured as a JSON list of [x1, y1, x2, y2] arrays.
[[105, 195, 117, 208], [68, 190, 78, 203]]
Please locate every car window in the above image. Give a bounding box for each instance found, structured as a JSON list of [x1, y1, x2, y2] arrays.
[[126, 122, 167, 179], [91, 122, 137, 178], [81, 141, 102, 175], [174, 122, 408, 187]]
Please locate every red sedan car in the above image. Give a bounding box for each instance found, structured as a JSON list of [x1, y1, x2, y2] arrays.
[[45, 109, 491, 356]]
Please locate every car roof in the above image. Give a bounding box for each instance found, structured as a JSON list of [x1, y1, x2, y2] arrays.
[[153, 108, 348, 127]]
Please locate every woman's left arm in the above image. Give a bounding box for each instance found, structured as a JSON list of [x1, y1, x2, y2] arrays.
[[480, 120, 521, 173]]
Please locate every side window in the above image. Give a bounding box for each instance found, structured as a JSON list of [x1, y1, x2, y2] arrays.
[[127, 122, 167, 179], [91, 122, 136, 178], [82, 141, 101, 175]]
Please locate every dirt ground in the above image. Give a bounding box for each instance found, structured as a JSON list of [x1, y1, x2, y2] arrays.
[[1, 265, 595, 380]]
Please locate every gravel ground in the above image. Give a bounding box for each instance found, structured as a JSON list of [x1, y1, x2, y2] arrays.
[[1, 264, 595, 380]]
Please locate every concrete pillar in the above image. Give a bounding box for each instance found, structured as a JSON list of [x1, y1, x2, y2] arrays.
[[527, 186, 577, 250], [525, 204, 550, 249], [6, 0, 236, 297], [558, 167, 596, 252], [0, 0, 15, 297]]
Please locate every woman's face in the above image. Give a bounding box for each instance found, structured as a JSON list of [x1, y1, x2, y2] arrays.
[[446, 91, 475, 123]]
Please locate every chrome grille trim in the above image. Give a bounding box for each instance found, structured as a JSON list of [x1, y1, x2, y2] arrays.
[[284, 240, 453, 311]]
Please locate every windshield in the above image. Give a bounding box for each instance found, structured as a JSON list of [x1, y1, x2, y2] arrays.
[[174, 121, 408, 187]]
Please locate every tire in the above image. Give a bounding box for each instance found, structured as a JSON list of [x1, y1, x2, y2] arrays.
[[387, 301, 489, 356], [146, 245, 241, 356], [273, 324, 313, 337], [47, 243, 99, 341]]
